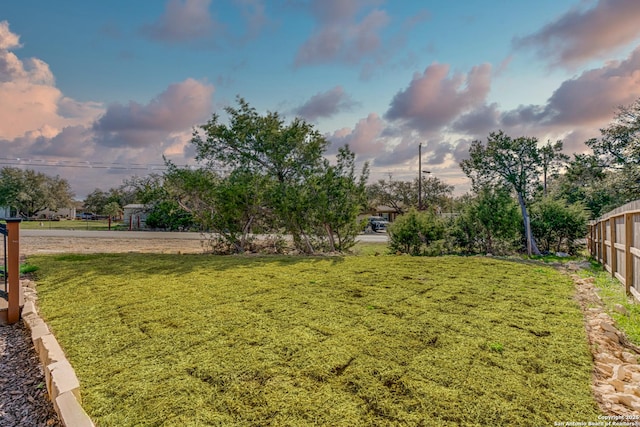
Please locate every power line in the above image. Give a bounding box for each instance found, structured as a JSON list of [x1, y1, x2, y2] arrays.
[[0, 157, 178, 171]]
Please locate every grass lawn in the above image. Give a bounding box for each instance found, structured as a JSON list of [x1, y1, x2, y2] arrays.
[[585, 265, 640, 345], [20, 219, 120, 231], [30, 253, 600, 426]]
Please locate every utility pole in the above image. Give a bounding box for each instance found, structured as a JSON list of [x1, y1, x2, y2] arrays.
[[418, 143, 422, 210]]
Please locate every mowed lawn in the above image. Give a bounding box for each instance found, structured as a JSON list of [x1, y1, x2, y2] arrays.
[[30, 253, 600, 426]]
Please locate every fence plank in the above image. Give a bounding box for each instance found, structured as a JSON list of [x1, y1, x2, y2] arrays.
[[594, 204, 640, 300], [626, 213, 633, 294], [611, 217, 617, 278]]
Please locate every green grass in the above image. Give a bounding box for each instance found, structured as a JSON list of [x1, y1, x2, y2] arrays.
[[19, 219, 120, 231], [30, 253, 600, 426], [583, 264, 640, 345]]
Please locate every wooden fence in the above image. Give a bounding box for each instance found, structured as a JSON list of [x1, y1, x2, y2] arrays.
[[587, 200, 640, 302]]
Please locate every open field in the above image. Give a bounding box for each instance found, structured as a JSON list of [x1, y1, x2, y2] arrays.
[[29, 253, 600, 426], [19, 219, 118, 231]]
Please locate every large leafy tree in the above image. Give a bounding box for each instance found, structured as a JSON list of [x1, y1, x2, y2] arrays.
[[0, 167, 74, 217], [583, 99, 640, 212], [460, 130, 546, 255], [587, 99, 640, 168], [191, 97, 328, 253], [83, 186, 136, 215], [188, 97, 367, 253], [552, 153, 617, 218], [366, 178, 414, 215], [366, 175, 453, 214]]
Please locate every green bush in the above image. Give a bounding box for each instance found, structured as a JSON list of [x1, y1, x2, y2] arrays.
[[530, 197, 588, 254], [145, 200, 194, 231], [451, 187, 522, 255], [388, 208, 445, 255]]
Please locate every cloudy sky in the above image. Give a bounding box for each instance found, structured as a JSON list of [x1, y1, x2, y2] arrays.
[[2, 0, 640, 198]]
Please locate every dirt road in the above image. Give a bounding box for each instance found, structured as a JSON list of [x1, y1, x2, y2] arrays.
[[19, 230, 387, 256]]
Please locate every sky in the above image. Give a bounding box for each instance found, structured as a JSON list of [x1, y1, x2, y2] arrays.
[[1, 0, 640, 199]]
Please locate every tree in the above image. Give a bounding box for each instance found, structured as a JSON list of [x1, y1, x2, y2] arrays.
[[145, 200, 194, 231], [587, 99, 640, 168], [83, 186, 136, 215], [452, 186, 521, 254], [540, 140, 569, 196], [0, 167, 74, 217], [530, 197, 588, 254], [416, 174, 454, 213], [581, 99, 640, 213], [103, 201, 123, 220], [190, 97, 367, 254], [306, 146, 369, 252], [367, 178, 414, 215], [163, 165, 270, 253], [366, 175, 453, 214], [387, 208, 446, 256], [552, 153, 613, 218], [460, 130, 547, 255], [83, 189, 108, 214]]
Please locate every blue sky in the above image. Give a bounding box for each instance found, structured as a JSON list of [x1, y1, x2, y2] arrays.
[[1, 0, 640, 198]]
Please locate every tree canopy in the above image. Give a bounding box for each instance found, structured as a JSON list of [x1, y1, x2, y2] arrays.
[[0, 167, 74, 218], [185, 97, 368, 253], [460, 130, 547, 255]]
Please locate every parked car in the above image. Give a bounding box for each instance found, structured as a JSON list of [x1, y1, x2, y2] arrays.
[[77, 212, 96, 220], [368, 216, 389, 232]]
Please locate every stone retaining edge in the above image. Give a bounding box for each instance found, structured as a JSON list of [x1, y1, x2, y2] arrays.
[[21, 282, 95, 427]]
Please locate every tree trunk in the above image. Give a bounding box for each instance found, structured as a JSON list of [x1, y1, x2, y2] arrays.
[[516, 192, 541, 256], [324, 223, 336, 252]]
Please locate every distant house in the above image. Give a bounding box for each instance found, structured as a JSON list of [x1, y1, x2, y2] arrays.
[[123, 204, 148, 230], [359, 205, 400, 223]]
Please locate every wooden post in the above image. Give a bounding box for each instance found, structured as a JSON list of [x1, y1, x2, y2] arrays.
[[611, 216, 617, 278], [625, 213, 634, 295], [6, 219, 21, 324]]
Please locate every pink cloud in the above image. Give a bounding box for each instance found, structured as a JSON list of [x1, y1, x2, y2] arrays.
[[385, 63, 492, 132], [93, 78, 214, 148], [0, 22, 103, 141], [328, 113, 385, 158], [294, 0, 389, 66], [544, 46, 640, 125], [514, 0, 640, 67], [141, 0, 220, 44], [0, 21, 20, 50], [294, 86, 357, 121]]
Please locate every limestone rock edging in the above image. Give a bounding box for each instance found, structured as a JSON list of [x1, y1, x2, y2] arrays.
[[572, 274, 640, 415], [20, 279, 95, 427]]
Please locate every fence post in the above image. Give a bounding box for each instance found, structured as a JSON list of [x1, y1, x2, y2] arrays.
[[625, 213, 633, 295], [6, 218, 21, 324]]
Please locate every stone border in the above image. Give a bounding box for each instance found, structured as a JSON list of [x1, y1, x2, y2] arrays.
[[20, 279, 95, 427], [570, 272, 640, 415]]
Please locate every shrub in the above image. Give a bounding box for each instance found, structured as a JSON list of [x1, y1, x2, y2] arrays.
[[451, 187, 521, 255], [530, 197, 588, 254], [388, 208, 445, 256]]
